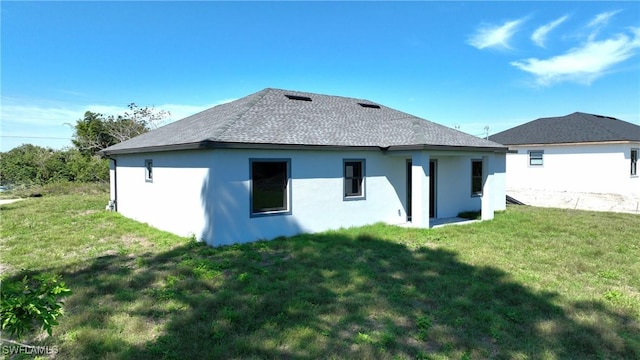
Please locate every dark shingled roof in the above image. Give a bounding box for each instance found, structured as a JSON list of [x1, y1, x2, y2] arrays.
[[489, 112, 640, 145], [102, 88, 506, 155]]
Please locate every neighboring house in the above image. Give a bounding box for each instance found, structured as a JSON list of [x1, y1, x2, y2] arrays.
[[489, 112, 640, 199], [101, 88, 507, 246]]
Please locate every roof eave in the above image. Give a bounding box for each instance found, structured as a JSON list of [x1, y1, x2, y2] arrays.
[[503, 140, 639, 147], [386, 144, 509, 153], [101, 141, 509, 156], [100, 141, 384, 155], [99, 141, 217, 156]]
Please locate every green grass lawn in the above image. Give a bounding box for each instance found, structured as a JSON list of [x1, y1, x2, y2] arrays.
[[1, 191, 639, 359]]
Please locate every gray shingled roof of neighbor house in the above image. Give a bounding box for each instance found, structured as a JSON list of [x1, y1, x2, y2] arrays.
[[488, 112, 640, 145], [101, 88, 507, 155]]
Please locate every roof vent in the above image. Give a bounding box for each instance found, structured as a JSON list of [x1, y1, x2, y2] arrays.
[[285, 94, 312, 101], [358, 103, 381, 109]]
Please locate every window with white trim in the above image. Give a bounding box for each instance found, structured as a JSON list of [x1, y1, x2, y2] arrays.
[[344, 159, 365, 199], [632, 149, 638, 176], [471, 160, 483, 197], [529, 150, 544, 166], [251, 159, 290, 215], [145, 159, 153, 182]]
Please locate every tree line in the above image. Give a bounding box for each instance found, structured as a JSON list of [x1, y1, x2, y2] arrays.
[[0, 104, 169, 186]]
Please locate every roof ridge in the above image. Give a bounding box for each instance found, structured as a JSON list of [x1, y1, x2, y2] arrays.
[[214, 88, 272, 140], [574, 111, 619, 121], [270, 87, 385, 106], [586, 114, 627, 140]]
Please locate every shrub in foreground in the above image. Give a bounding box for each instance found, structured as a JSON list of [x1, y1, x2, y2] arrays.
[[1, 273, 72, 339]]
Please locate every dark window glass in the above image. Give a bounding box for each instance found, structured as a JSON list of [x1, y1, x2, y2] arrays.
[[471, 160, 483, 196], [252, 161, 288, 213], [344, 161, 364, 197], [632, 149, 638, 176], [145, 160, 153, 182]]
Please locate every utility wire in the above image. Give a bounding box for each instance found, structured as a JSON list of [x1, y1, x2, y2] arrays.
[[1, 135, 71, 140]]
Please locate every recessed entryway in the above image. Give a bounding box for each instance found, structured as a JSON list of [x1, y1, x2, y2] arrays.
[[406, 159, 436, 222]]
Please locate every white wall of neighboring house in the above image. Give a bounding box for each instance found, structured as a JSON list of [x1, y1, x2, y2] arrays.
[[505, 142, 640, 196], [110, 148, 506, 246]]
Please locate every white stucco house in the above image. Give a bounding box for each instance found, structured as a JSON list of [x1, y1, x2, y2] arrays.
[[101, 88, 507, 246], [489, 112, 640, 208]]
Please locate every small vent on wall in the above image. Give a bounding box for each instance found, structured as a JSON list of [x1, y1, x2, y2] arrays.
[[358, 103, 381, 109], [285, 94, 312, 101]]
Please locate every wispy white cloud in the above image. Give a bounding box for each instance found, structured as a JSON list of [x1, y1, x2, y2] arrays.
[[1, 103, 82, 127], [468, 18, 527, 50], [0, 97, 231, 151], [588, 10, 621, 28], [531, 15, 569, 48], [586, 10, 622, 41], [0, 99, 79, 151], [511, 28, 640, 86]]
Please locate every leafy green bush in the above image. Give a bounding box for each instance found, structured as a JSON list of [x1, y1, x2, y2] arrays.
[[0, 145, 108, 186], [1, 273, 72, 338]]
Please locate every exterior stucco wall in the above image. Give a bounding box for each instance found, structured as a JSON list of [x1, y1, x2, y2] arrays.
[[207, 149, 407, 245], [111, 148, 507, 246], [108, 159, 116, 205], [434, 156, 480, 218], [491, 153, 507, 212], [432, 153, 506, 218], [113, 150, 211, 239], [506, 143, 640, 196]]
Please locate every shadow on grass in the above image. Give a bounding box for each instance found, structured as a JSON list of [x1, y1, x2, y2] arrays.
[[10, 231, 639, 359]]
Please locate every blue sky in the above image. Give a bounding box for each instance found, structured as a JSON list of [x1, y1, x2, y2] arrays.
[[2, 1, 639, 152]]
